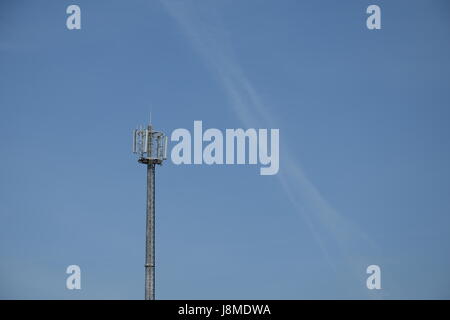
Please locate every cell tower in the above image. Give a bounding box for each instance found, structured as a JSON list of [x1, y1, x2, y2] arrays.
[[133, 123, 168, 300]]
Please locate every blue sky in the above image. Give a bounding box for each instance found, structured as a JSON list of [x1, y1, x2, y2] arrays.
[[1, 0, 450, 299]]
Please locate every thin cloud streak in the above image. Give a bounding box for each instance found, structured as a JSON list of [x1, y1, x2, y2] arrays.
[[161, 0, 380, 289]]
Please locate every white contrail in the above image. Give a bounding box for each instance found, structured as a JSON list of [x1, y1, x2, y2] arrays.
[[160, 0, 381, 293]]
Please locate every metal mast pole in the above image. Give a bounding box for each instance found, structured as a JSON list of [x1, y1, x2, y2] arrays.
[[133, 122, 167, 301], [145, 124, 155, 300], [145, 162, 155, 300]]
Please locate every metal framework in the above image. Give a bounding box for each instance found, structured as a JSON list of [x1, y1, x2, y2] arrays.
[[133, 124, 168, 300]]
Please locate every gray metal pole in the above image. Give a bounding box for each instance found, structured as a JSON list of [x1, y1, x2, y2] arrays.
[[145, 163, 155, 300]]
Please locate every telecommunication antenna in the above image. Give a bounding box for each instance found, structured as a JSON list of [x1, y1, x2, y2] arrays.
[[133, 122, 168, 300]]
